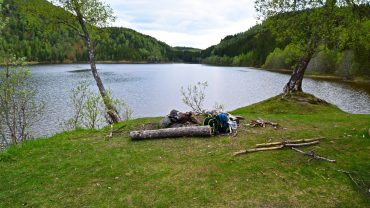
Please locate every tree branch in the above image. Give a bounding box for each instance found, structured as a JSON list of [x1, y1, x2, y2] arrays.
[[234, 140, 320, 156], [255, 137, 325, 148], [55, 19, 85, 38], [291, 147, 336, 163]]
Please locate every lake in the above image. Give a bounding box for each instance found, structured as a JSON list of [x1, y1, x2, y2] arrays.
[[23, 63, 370, 138]]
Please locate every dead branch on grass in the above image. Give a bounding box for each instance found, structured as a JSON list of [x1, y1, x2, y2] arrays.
[[249, 119, 279, 129], [255, 137, 325, 148], [233, 140, 320, 156], [291, 147, 336, 163]]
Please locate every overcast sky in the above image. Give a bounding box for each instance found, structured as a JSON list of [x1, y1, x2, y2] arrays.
[[108, 0, 258, 49]]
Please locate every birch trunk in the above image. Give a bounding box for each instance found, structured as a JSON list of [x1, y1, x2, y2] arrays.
[[76, 12, 120, 123]]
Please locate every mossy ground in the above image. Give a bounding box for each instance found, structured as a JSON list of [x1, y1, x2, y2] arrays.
[[1, 93, 369, 207]]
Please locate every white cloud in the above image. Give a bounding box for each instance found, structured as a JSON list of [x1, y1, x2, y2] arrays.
[[107, 0, 258, 49]]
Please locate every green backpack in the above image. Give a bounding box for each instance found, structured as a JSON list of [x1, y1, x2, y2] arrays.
[[204, 113, 230, 134]]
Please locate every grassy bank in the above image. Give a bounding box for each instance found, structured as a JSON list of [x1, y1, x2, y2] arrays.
[[0, 93, 369, 207], [261, 68, 370, 84]]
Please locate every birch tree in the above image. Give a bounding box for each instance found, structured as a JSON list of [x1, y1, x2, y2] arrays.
[[48, 0, 121, 123], [255, 0, 370, 94]]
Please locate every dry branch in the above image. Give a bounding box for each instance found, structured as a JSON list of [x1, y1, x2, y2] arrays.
[[285, 141, 320, 147], [249, 119, 279, 129], [255, 137, 325, 148], [106, 124, 113, 139], [233, 141, 319, 156], [233, 145, 284, 156], [291, 147, 336, 163], [337, 170, 360, 188]]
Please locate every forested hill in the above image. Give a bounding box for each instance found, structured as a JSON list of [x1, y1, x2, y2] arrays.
[[201, 6, 370, 78], [1, 0, 369, 78], [0, 0, 192, 63], [200, 24, 279, 67]]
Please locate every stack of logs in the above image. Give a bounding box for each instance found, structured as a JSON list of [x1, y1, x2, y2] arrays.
[[249, 119, 279, 129]]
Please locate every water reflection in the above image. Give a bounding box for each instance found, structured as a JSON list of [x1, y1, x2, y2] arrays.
[[25, 63, 370, 138]]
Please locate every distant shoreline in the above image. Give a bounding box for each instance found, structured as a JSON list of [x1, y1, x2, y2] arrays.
[[260, 67, 370, 84], [23, 60, 170, 65], [11, 61, 370, 84]]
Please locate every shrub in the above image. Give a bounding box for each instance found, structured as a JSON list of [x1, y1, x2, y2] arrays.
[[263, 44, 304, 70], [181, 81, 208, 113], [64, 81, 133, 130]]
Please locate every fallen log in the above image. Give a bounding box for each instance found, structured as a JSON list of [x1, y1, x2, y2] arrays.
[[255, 137, 325, 148], [130, 126, 212, 140], [291, 147, 336, 163], [233, 141, 319, 156]]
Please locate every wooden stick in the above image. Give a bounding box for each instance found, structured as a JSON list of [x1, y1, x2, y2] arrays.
[[234, 145, 284, 156], [285, 141, 320, 147], [291, 147, 336, 163], [234, 141, 319, 156], [256, 137, 325, 148], [337, 170, 359, 188], [249, 119, 279, 128], [106, 124, 113, 139], [272, 170, 287, 182]]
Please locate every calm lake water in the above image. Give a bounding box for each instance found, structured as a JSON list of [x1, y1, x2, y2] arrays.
[[25, 63, 370, 138]]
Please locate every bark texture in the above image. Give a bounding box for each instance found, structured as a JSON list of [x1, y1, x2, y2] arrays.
[[76, 11, 120, 123], [130, 126, 212, 140], [283, 39, 318, 95], [283, 52, 313, 95]]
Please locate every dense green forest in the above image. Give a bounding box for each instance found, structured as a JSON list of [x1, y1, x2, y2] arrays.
[[201, 6, 370, 78], [0, 0, 193, 63], [201, 24, 279, 67]]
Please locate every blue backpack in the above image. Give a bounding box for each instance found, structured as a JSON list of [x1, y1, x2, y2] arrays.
[[204, 113, 230, 134]]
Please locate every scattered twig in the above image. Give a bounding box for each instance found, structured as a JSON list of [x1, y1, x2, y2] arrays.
[[272, 170, 287, 183], [291, 147, 336, 163], [337, 169, 360, 188], [106, 124, 113, 139], [249, 119, 279, 129], [285, 141, 320, 147], [234, 145, 284, 156], [256, 137, 325, 148], [233, 141, 319, 156], [259, 171, 267, 176]]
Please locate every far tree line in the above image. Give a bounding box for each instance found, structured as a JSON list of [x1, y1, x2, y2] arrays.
[[1, 0, 368, 83], [0, 0, 187, 64], [202, 4, 370, 81]]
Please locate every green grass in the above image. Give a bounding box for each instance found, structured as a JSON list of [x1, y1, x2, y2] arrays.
[[1, 93, 369, 207]]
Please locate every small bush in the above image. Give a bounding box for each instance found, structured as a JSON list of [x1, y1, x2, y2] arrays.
[[264, 48, 285, 69], [64, 81, 133, 130], [232, 51, 257, 66], [181, 81, 208, 113], [308, 47, 337, 74], [263, 44, 304, 70]]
